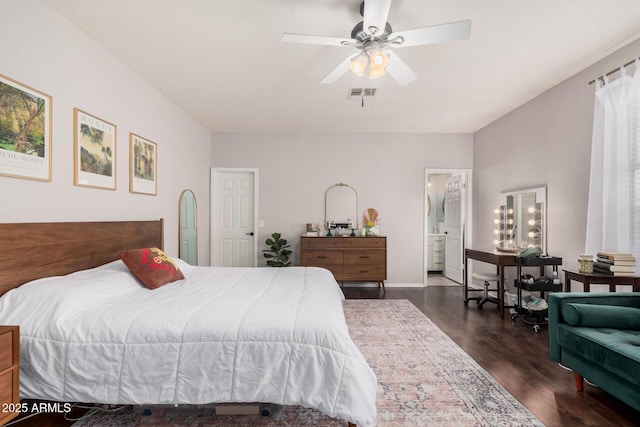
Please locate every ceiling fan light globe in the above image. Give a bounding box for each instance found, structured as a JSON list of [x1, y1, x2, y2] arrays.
[[349, 55, 367, 77], [369, 68, 386, 79], [370, 50, 389, 68]]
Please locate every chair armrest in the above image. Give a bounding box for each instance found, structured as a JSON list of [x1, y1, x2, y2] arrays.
[[548, 292, 640, 361]]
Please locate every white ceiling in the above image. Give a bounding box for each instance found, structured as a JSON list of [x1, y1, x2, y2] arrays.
[[45, 0, 640, 134]]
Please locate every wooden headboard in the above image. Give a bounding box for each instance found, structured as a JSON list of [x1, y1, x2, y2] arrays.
[[0, 219, 163, 296]]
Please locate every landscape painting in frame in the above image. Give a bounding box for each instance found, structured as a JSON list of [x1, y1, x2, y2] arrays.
[[74, 108, 116, 190], [129, 133, 157, 195], [0, 73, 52, 181]]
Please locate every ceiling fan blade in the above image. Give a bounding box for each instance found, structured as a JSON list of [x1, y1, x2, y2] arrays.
[[363, 0, 392, 36], [319, 54, 356, 84], [390, 20, 471, 48], [384, 51, 417, 86], [282, 33, 355, 47]]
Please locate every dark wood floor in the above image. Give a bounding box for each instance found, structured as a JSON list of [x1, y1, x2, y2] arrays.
[[10, 285, 640, 427], [343, 285, 640, 427]]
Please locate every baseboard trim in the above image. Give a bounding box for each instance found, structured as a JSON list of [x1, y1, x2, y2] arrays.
[[342, 282, 425, 288]]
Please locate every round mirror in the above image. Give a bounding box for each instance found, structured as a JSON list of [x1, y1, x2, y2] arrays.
[[179, 189, 198, 265]]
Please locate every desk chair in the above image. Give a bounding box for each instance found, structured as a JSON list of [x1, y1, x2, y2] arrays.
[[465, 272, 500, 309]]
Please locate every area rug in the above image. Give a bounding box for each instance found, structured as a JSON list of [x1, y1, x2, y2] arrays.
[[74, 299, 543, 426]]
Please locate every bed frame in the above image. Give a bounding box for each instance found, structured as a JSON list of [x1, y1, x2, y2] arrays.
[[0, 219, 163, 297], [0, 218, 361, 426]]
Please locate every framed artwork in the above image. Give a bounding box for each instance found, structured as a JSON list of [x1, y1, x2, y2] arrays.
[[74, 108, 116, 190], [0, 73, 52, 181], [129, 133, 157, 195]]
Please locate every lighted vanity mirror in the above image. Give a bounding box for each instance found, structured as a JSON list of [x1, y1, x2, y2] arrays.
[[497, 186, 546, 253], [325, 183, 358, 230], [179, 189, 198, 265]]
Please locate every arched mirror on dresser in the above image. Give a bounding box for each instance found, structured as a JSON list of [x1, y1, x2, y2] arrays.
[[325, 183, 358, 233], [179, 189, 198, 265]]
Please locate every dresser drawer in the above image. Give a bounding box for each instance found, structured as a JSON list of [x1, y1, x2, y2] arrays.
[[0, 330, 13, 371], [301, 237, 344, 249], [343, 249, 385, 265], [300, 249, 343, 265], [343, 264, 386, 280], [0, 326, 19, 426], [0, 371, 13, 406], [344, 237, 386, 248]]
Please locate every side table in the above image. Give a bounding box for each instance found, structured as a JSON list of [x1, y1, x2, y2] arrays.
[[563, 269, 640, 292]]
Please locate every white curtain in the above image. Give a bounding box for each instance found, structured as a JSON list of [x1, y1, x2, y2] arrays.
[[585, 60, 640, 258]]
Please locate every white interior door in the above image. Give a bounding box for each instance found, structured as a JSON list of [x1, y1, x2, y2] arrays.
[[444, 174, 464, 283], [211, 168, 258, 267]]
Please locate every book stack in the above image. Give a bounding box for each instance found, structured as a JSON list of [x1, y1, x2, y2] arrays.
[[594, 252, 637, 276]]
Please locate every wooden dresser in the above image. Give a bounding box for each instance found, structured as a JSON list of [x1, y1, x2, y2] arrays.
[[0, 326, 19, 426], [300, 236, 387, 291]]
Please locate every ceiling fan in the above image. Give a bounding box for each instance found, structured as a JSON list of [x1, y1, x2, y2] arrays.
[[282, 0, 471, 86]]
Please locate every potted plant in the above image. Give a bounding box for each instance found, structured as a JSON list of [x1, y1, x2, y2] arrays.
[[263, 232, 292, 267]]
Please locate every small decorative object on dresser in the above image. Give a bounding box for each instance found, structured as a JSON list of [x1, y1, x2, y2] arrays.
[[300, 236, 387, 292], [363, 208, 379, 236], [0, 326, 19, 426]]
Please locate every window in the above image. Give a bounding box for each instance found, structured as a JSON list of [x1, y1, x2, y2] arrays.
[[586, 62, 640, 264], [628, 91, 640, 253]]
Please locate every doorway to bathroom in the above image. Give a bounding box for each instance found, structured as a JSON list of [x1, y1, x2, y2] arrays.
[[424, 168, 473, 286]]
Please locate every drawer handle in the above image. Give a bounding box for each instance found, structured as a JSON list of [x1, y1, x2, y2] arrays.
[[359, 256, 370, 259], [317, 256, 327, 259], [359, 270, 369, 273]]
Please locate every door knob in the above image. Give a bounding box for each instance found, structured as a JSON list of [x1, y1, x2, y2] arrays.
[[246, 232, 254, 236]]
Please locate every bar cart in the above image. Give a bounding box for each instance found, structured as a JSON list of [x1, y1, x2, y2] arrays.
[[511, 255, 563, 332]]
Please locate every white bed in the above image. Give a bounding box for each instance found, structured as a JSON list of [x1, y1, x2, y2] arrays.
[[0, 259, 377, 426]]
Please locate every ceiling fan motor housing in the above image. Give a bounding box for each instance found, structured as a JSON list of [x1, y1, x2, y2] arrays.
[[351, 21, 393, 42]]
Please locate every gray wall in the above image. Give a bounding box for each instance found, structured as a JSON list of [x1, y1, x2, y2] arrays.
[[0, 0, 212, 261], [211, 133, 473, 284], [473, 38, 640, 277]]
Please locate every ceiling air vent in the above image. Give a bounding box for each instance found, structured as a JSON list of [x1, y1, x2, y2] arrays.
[[348, 88, 377, 107], [347, 88, 377, 100]]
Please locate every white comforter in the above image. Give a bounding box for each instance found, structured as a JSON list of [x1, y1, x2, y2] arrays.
[[0, 260, 377, 426]]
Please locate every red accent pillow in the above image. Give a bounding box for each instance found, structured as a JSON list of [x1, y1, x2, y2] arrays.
[[119, 247, 184, 289]]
